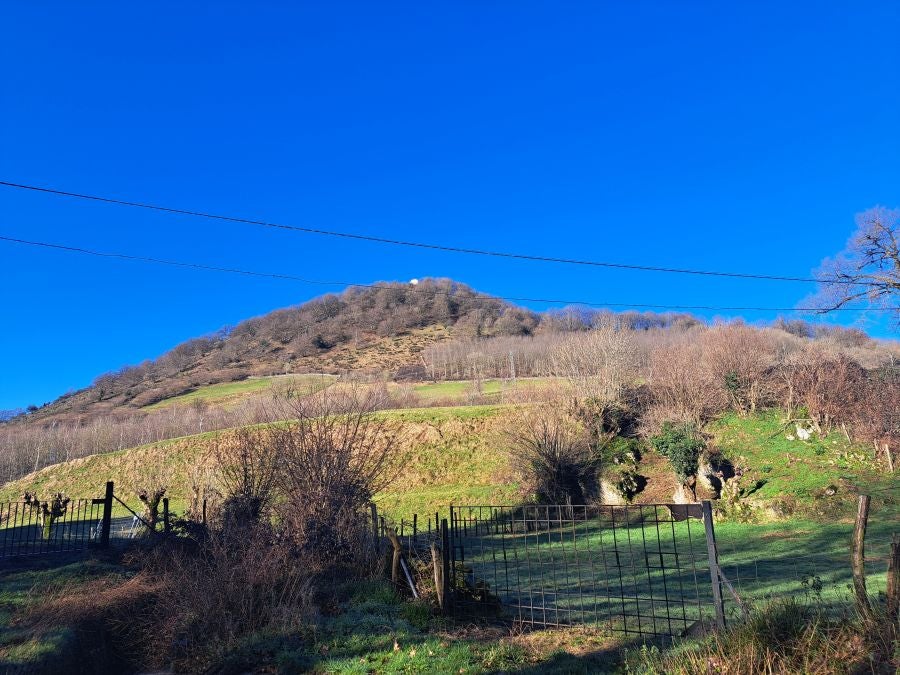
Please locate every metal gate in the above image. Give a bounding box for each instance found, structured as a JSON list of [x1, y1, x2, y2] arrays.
[[447, 501, 724, 640]]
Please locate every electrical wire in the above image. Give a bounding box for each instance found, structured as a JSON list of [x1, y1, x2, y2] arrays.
[[1, 233, 892, 313], [0, 179, 857, 285]]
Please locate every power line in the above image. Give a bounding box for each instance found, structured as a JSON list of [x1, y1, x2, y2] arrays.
[[0, 179, 852, 285], [1, 233, 891, 314]]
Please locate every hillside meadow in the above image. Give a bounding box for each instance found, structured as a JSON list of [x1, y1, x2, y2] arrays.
[[2, 403, 892, 523]]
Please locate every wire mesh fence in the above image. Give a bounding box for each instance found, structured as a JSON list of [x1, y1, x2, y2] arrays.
[[446, 503, 720, 640], [713, 494, 900, 620]]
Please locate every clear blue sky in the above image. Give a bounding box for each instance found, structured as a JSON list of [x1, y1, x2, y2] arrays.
[[1, 2, 899, 410]]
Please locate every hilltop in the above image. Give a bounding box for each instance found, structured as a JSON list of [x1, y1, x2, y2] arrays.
[[22, 279, 540, 423]]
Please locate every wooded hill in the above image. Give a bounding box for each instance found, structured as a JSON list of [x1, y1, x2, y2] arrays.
[[23, 279, 537, 421], [14, 278, 895, 426]]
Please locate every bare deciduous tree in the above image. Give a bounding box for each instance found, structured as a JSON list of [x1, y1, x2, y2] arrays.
[[814, 207, 900, 324], [552, 321, 638, 406]]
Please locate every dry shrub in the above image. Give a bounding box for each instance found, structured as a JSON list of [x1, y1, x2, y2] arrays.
[[138, 531, 316, 672], [213, 425, 280, 529], [269, 386, 400, 574], [506, 406, 597, 504], [646, 336, 726, 431], [629, 598, 897, 674], [389, 383, 422, 409], [700, 326, 778, 414], [779, 343, 866, 432]]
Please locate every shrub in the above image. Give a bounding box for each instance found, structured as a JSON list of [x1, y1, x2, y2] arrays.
[[624, 598, 897, 674], [650, 422, 705, 496], [506, 407, 598, 504]]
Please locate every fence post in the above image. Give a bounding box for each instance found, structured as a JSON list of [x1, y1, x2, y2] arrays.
[[887, 534, 899, 629], [851, 495, 874, 624], [162, 497, 170, 533], [100, 481, 113, 549], [440, 518, 452, 614], [701, 500, 726, 629]]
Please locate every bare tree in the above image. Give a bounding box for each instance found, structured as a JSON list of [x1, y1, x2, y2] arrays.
[[269, 386, 401, 571], [552, 321, 638, 405], [814, 207, 900, 324]]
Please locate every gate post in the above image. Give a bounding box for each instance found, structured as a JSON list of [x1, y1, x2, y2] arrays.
[[701, 500, 726, 629], [100, 481, 114, 549], [440, 517, 452, 614]]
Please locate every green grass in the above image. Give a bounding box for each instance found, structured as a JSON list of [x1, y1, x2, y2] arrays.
[[453, 507, 897, 636], [411, 377, 557, 402], [208, 579, 622, 673], [0, 557, 127, 671], [144, 373, 336, 409], [708, 410, 893, 507]]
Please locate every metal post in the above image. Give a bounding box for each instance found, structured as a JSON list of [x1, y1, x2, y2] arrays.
[[163, 497, 170, 533], [701, 500, 726, 629], [100, 481, 113, 549], [440, 518, 452, 614]]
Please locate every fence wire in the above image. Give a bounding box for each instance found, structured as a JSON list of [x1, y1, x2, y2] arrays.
[[447, 504, 718, 640]]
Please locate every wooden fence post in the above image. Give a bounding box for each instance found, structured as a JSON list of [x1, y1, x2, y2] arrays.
[[431, 542, 444, 611], [851, 495, 874, 624], [162, 497, 170, 533], [100, 481, 113, 549], [701, 500, 726, 630], [887, 534, 900, 631]]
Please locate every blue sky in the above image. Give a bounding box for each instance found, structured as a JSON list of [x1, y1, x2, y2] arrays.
[[1, 2, 899, 410]]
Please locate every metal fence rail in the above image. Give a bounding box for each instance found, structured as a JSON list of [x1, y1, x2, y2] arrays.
[[448, 503, 719, 640]]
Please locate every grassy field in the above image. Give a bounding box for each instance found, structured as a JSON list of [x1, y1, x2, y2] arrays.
[[144, 373, 336, 409], [144, 374, 560, 411], [708, 410, 895, 506], [410, 377, 559, 403]]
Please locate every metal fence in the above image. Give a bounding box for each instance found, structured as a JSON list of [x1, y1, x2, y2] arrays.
[[446, 502, 722, 640], [0, 482, 175, 559], [0, 497, 106, 557]]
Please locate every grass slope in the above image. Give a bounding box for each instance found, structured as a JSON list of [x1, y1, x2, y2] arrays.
[[144, 373, 336, 410], [2, 407, 893, 523], [0, 406, 522, 519], [708, 410, 895, 508]]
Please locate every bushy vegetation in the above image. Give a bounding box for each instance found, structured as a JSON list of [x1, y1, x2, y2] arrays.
[[650, 422, 705, 497], [625, 598, 898, 674], [505, 407, 599, 504]]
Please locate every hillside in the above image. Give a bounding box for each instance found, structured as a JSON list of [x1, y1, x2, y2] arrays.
[[3, 405, 893, 522], [23, 279, 539, 423]]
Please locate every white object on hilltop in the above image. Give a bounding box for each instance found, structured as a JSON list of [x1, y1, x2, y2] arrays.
[[409, 278, 419, 285]]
